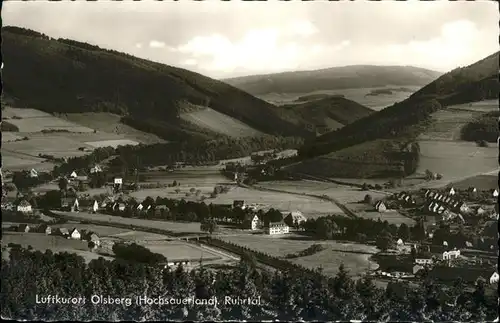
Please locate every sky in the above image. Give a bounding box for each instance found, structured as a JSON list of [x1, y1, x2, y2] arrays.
[[3, 0, 498, 79]]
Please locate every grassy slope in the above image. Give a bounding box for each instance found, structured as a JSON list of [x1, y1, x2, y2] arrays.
[[1, 26, 309, 139], [223, 65, 442, 95], [291, 52, 499, 178]]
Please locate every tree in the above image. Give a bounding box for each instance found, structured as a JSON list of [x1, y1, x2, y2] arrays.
[[376, 230, 394, 251], [425, 169, 433, 181], [200, 218, 218, 234], [190, 187, 196, 193], [172, 180, 177, 186], [397, 223, 410, 241], [363, 194, 373, 204], [58, 177, 69, 191]]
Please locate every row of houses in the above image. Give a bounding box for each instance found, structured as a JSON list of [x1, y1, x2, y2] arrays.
[[15, 223, 101, 246], [246, 210, 307, 235]]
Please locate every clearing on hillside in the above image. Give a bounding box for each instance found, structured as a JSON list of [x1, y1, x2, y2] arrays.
[[180, 108, 264, 137], [2, 108, 95, 133], [63, 112, 166, 144]]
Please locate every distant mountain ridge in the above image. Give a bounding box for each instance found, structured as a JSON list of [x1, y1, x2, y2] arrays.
[[296, 51, 499, 165], [1, 26, 310, 140], [223, 65, 443, 95]]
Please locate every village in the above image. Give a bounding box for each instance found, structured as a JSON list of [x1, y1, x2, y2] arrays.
[[2, 157, 498, 292]]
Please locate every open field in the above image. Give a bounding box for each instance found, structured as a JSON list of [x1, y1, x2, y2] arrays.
[[85, 139, 139, 148], [449, 174, 499, 191], [356, 210, 416, 226], [2, 107, 95, 133], [1, 132, 23, 142], [416, 140, 498, 184], [1, 232, 112, 263], [1, 109, 152, 171], [180, 108, 263, 138], [220, 233, 379, 277], [419, 108, 483, 141], [50, 210, 203, 234], [50, 223, 131, 237], [257, 180, 388, 205], [2, 150, 55, 171], [63, 112, 166, 144], [258, 85, 421, 111], [143, 241, 221, 261], [208, 186, 343, 217]]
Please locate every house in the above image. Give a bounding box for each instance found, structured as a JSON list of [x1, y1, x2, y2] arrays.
[[56, 228, 69, 237], [490, 272, 499, 284], [83, 232, 101, 247], [284, 211, 307, 227], [69, 228, 81, 240], [375, 201, 387, 213], [456, 202, 470, 214], [61, 197, 79, 212], [396, 238, 404, 246], [442, 249, 460, 260], [448, 187, 455, 196], [465, 241, 473, 248], [15, 199, 32, 214], [476, 207, 486, 216], [137, 203, 144, 211], [415, 255, 433, 265], [17, 224, 30, 233], [79, 199, 99, 213], [29, 168, 38, 178], [100, 197, 114, 209], [113, 203, 126, 212], [248, 215, 262, 230], [70, 171, 78, 178], [413, 264, 424, 274], [233, 200, 246, 209], [492, 189, 498, 198], [114, 177, 123, 185], [89, 165, 102, 174], [37, 224, 52, 235], [267, 222, 289, 235], [76, 175, 88, 182]]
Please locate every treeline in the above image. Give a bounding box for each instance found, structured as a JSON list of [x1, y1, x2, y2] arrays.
[[460, 111, 499, 143], [298, 98, 440, 159], [52, 136, 302, 177], [112, 243, 166, 265], [107, 137, 303, 169], [1, 121, 20, 132], [301, 215, 425, 246], [1, 246, 496, 321]]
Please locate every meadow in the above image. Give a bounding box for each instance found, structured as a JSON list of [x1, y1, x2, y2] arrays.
[[450, 174, 499, 191], [416, 140, 498, 184], [355, 210, 416, 226], [220, 233, 379, 277], [2, 107, 95, 133], [180, 108, 263, 138], [63, 112, 166, 144], [142, 241, 221, 262], [208, 186, 343, 217]]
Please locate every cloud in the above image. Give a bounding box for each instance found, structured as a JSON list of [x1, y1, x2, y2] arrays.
[[135, 43, 143, 49], [381, 19, 490, 71], [288, 20, 318, 37], [149, 40, 165, 49]]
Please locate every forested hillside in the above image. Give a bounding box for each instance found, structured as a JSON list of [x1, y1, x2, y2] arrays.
[[1, 26, 309, 139]]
